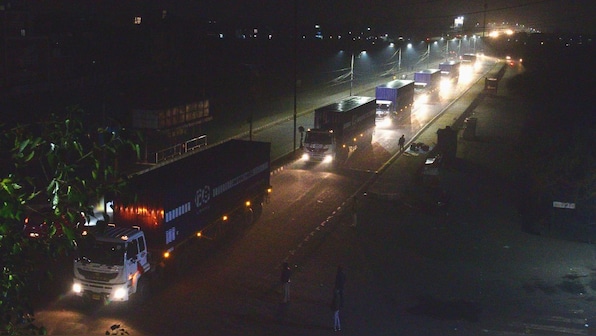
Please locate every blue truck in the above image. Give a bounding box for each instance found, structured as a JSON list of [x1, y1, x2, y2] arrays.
[[414, 69, 441, 102], [439, 60, 461, 83], [375, 79, 415, 127]]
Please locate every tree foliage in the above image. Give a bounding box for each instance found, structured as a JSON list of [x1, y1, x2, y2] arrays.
[[1, 109, 140, 334]]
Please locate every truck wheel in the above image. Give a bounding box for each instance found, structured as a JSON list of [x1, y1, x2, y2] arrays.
[[252, 202, 263, 221], [134, 278, 150, 304], [244, 208, 254, 226]]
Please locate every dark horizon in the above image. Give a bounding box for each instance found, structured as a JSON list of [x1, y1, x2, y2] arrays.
[[10, 0, 596, 35]]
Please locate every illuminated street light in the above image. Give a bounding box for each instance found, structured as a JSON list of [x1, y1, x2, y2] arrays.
[[350, 52, 355, 95], [349, 50, 366, 96]]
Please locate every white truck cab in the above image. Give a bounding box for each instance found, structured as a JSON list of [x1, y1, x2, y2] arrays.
[[72, 226, 150, 302]]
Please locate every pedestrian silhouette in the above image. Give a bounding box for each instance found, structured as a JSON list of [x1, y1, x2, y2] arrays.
[[331, 288, 342, 331], [280, 262, 292, 303], [398, 134, 406, 151]]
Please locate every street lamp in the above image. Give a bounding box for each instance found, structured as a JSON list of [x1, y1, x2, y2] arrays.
[[472, 35, 477, 54], [426, 41, 432, 68], [350, 51, 355, 96], [349, 50, 366, 96]]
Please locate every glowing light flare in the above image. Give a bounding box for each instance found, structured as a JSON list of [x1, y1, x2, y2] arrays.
[[459, 66, 473, 84], [376, 117, 392, 128], [413, 107, 432, 127], [440, 79, 453, 99], [415, 93, 429, 105]]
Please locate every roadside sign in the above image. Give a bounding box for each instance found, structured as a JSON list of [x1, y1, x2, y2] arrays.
[[553, 201, 575, 209]]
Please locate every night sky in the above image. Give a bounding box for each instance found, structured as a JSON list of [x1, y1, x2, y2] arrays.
[[29, 0, 596, 34], [165, 0, 595, 33]]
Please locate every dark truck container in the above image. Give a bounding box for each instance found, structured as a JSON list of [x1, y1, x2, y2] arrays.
[[375, 79, 415, 126], [439, 60, 461, 83], [72, 139, 272, 302], [414, 69, 441, 101], [302, 96, 376, 165]]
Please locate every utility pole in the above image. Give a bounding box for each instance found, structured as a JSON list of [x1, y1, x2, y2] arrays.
[[293, 0, 297, 151], [426, 42, 430, 68], [349, 52, 354, 96], [483, 1, 487, 38]]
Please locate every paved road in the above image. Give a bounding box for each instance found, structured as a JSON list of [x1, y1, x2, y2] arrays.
[[34, 58, 596, 335]]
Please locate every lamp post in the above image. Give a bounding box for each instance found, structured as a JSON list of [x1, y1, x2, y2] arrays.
[[350, 51, 355, 96], [472, 35, 477, 54], [458, 38, 462, 58], [398, 47, 402, 71], [445, 39, 449, 61], [426, 41, 431, 68]]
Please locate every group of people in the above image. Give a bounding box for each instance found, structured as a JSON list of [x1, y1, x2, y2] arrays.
[[280, 263, 346, 331]]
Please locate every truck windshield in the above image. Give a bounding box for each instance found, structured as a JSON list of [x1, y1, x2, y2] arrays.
[[78, 239, 125, 266], [305, 132, 332, 145]]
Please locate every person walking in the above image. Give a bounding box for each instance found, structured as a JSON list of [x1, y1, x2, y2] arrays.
[[398, 134, 406, 152], [331, 288, 342, 331], [280, 262, 292, 303]]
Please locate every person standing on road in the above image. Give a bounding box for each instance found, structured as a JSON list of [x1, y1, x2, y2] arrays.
[[331, 288, 342, 331], [398, 134, 406, 151], [334, 265, 346, 306], [280, 262, 292, 303]]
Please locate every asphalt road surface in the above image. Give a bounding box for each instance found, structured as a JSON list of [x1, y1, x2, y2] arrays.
[[32, 59, 596, 335]]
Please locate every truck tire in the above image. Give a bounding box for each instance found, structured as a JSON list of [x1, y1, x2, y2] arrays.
[[252, 202, 263, 221], [244, 207, 254, 226], [134, 277, 150, 304]]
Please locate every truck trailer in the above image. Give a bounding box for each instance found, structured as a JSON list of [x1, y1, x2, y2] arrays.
[[302, 96, 376, 165], [414, 69, 441, 102], [375, 79, 415, 127], [72, 139, 272, 303]]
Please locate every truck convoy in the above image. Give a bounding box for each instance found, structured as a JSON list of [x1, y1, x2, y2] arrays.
[[375, 79, 415, 127], [302, 96, 376, 165], [72, 139, 272, 303], [414, 69, 441, 102]]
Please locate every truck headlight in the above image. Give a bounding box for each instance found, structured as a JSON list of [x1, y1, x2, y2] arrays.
[[113, 287, 127, 300], [301, 153, 310, 161], [72, 283, 82, 294], [323, 155, 333, 163]]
